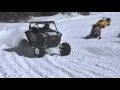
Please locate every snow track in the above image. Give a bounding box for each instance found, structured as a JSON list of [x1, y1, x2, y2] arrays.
[[0, 12, 120, 78]]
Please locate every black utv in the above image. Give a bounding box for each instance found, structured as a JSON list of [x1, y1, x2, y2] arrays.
[[25, 21, 71, 57]]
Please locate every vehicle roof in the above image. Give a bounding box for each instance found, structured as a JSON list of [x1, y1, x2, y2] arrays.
[[30, 21, 55, 24]]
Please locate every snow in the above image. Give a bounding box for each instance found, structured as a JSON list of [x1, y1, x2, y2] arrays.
[[0, 12, 120, 78]]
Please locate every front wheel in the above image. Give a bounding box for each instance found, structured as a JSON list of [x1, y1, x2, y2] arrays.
[[34, 46, 45, 57], [59, 42, 71, 56]]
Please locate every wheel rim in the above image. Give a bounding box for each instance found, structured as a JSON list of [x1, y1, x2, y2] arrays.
[[35, 48, 40, 55]]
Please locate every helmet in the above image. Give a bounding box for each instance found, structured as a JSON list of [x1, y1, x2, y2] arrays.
[[106, 18, 111, 22], [43, 23, 50, 30], [93, 24, 97, 27], [45, 24, 49, 28]]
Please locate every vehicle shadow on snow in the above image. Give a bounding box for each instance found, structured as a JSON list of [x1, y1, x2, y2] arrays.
[[80, 37, 98, 39], [4, 39, 37, 58], [80, 37, 87, 39]]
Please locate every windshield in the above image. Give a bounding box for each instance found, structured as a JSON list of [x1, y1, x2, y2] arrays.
[[49, 23, 57, 30], [31, 23, 57, 31]]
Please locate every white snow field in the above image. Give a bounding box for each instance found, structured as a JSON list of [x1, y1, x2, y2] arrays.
[[0, 12, 120, 78]]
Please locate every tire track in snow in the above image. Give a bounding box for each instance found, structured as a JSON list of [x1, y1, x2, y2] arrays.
[[0, 51, 29, 78], [46, 55, 110, 78], [23, 57, 61, 78], [104, 47, 120, 57], [23, 56, 66, 78], [95, 64, 120, 77], [19, 58, 47, 78], [68, 58, 108, 78], [3, 52, 34, 77], [86, 47, 114, 57], [12, 56, 40, 78], [57, 58, 98, 78], [44, 56, 77, 78], [44, 55, 103, 78], [81, 55, 120, 77], [67, 50, 120, 78], [0, 52, 11, 78], [56, 59, 99, 78], [39, 56, 73, 78], [86, 47, 120, 58]]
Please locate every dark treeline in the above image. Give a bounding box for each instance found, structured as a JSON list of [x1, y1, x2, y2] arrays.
[[0, 12, 90, 22]]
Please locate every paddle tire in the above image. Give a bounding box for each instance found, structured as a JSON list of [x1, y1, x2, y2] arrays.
[[59, 42, 71, 56]]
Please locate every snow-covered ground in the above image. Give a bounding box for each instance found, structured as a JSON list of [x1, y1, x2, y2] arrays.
[[0, 12, 120, 78]]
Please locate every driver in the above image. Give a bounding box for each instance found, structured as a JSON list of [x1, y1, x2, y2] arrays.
[[43, 23, 50, 31]]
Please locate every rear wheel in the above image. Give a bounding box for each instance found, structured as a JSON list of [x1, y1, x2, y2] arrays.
[[59, 42, 71, 56], [19, 39, 29, 46], [34, 46, 45, 57]]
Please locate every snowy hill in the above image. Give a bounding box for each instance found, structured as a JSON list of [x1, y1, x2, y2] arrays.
[[0, 12, 120, 78]]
